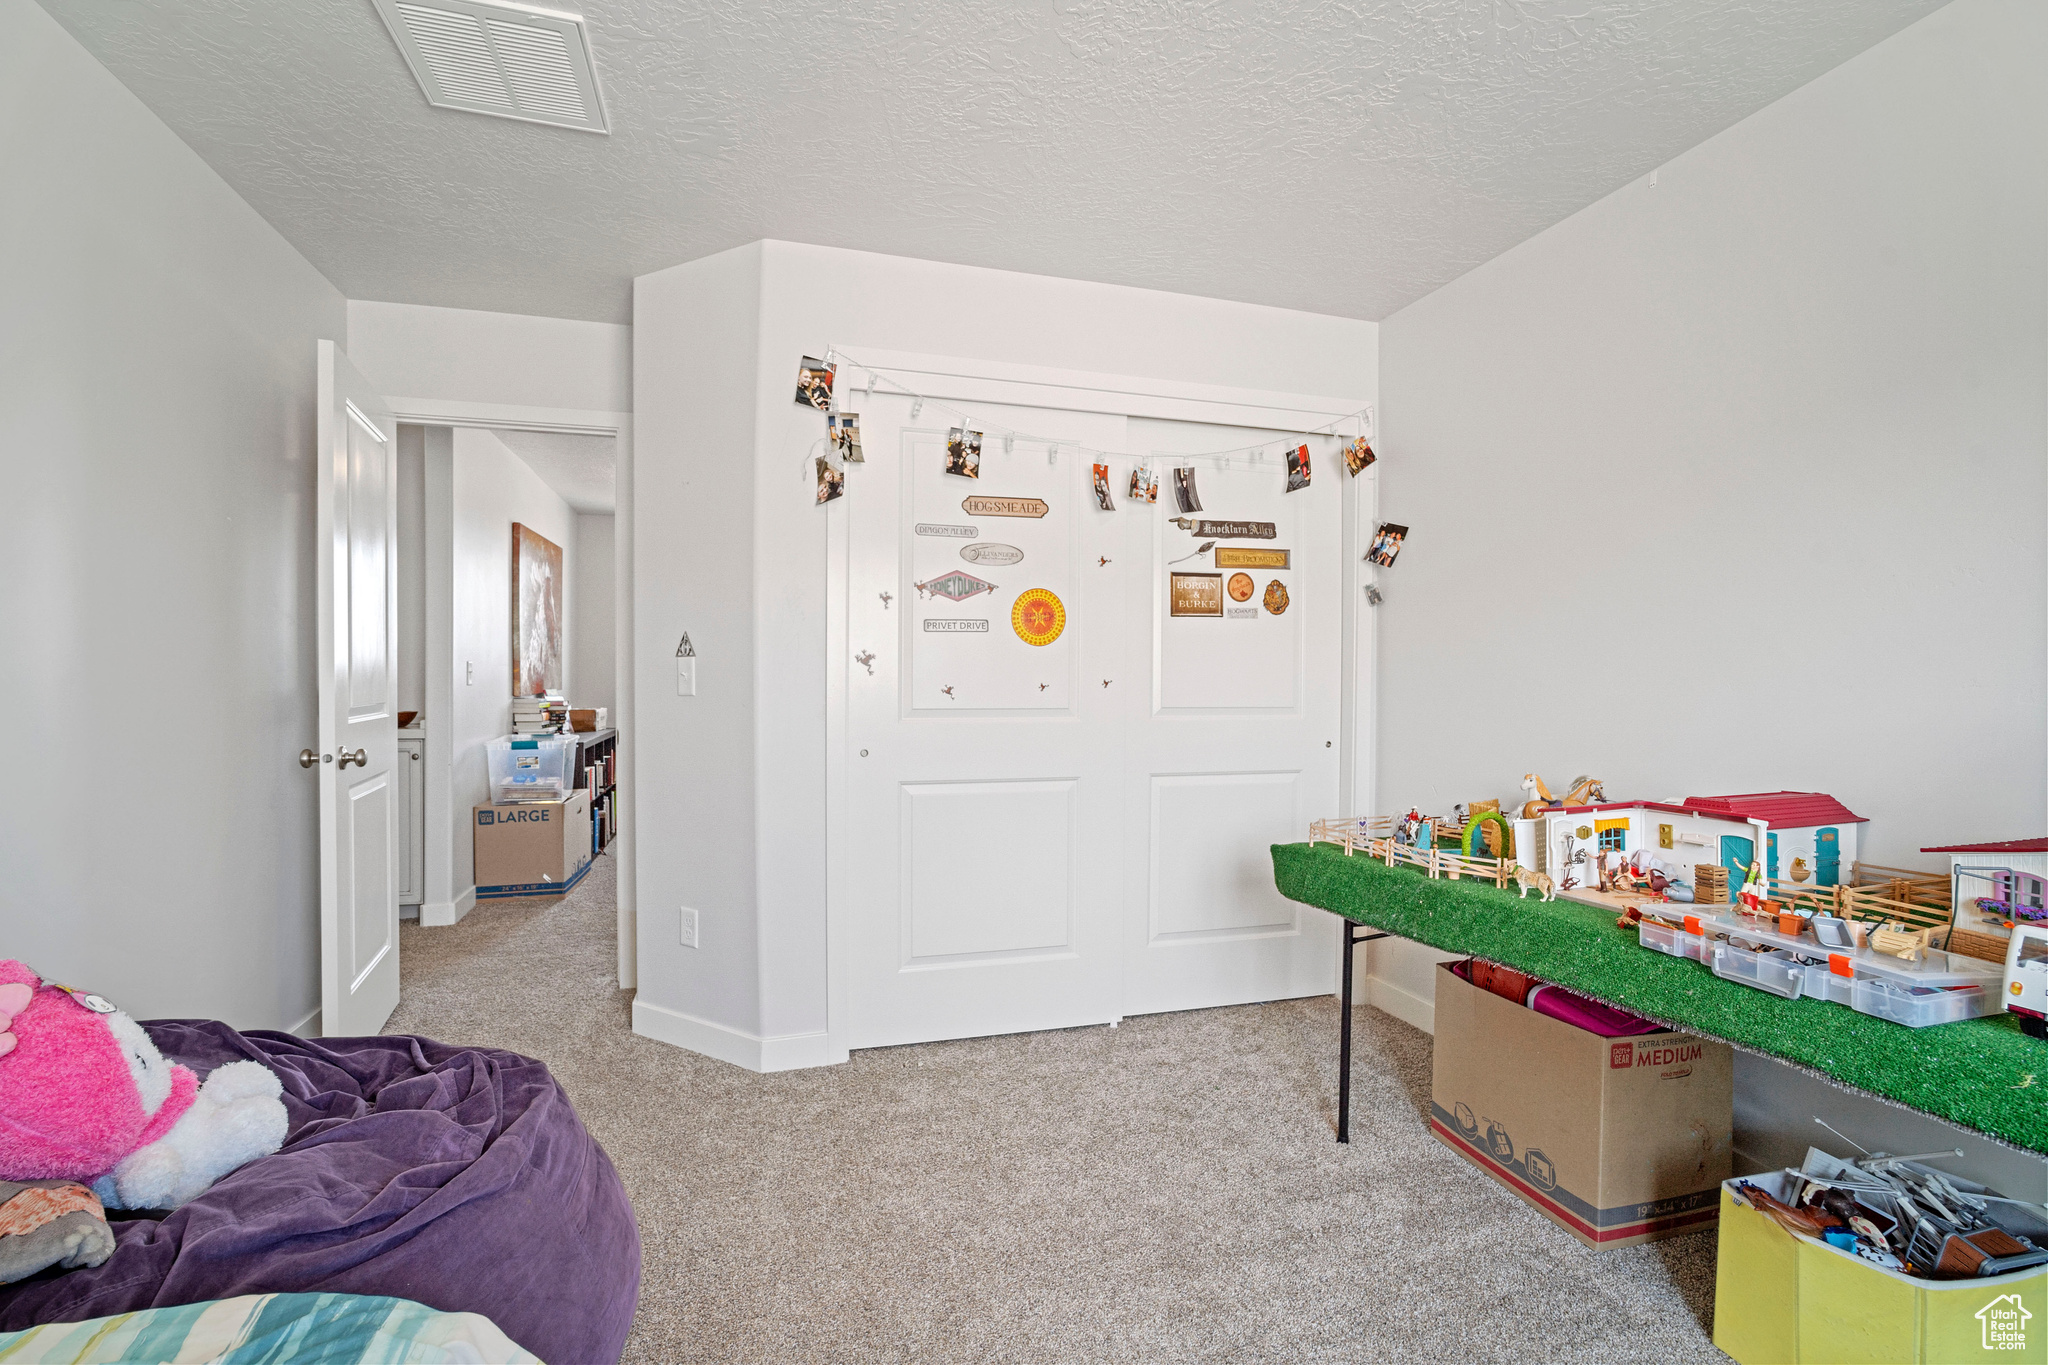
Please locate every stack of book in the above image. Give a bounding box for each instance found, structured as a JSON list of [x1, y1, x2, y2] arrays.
[[512, 694, 568, 734]]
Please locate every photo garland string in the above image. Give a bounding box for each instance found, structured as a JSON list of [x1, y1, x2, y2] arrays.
[[797, 348, 1408, 611], [796, 349, 1378, 501]]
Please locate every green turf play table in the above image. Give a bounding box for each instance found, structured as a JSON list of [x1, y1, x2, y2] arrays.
[[1271, 840, 2048, 1155]]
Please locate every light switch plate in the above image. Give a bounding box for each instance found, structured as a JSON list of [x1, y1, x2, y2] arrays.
[[679, 906, 698, 948], [677, 657, 696, 696]]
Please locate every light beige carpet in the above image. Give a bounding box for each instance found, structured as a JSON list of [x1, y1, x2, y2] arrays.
[[388, 858, 1724, 1364]]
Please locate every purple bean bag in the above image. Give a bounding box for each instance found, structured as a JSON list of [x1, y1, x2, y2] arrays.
[[0, 1022, 640, 1364]]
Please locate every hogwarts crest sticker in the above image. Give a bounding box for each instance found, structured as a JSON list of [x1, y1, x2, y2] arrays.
[[1011, 588, 1066, 646], [1262, 580, 1290, 615]]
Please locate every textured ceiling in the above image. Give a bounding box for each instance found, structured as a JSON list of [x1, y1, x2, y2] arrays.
[[493, 428, 615, 513], [42, 0, 1946, 325]]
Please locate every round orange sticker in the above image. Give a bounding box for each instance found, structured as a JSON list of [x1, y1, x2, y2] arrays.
[[1011, 588, 1066, 646], [1227, 572, 1254, 602]]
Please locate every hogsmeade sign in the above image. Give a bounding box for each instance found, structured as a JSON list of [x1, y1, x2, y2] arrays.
[[1610, 1039, 1705, 1073]]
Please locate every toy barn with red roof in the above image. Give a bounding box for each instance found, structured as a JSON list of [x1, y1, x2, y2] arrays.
[[1920, 837, 2048, 961], [1527, 790, 1865, 900]]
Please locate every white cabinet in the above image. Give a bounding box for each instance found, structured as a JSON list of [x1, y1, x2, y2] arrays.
[[397, 731, 425, 906]]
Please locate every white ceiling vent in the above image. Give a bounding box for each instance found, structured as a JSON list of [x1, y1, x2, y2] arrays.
[[372, 0, 608, 134]]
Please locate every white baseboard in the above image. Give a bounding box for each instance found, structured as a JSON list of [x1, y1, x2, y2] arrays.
[[286, 1004, 322, 1038], [631, 998, 847, 1073], [420, 885, 476, 928], [1364, 974, 1436, 1035], [761, 1029, 845, 1071]]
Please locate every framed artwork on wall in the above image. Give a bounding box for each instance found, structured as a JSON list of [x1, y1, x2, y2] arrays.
[[512, 522, 564, 697]]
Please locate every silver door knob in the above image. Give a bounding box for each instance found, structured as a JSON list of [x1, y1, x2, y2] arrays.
[[338, 748, 367, 769], [299, 749, 319, 768]]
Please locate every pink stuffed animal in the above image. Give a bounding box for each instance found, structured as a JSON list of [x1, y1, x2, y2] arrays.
[[0, 961, 287, 1210]]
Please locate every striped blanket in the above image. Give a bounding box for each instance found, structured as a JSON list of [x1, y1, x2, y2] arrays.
[[0, 1293, 539, 1363]]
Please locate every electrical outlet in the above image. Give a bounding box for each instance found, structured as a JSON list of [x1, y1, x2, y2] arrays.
[[465, 661, 474, 685], [679, 906, 698, 948]]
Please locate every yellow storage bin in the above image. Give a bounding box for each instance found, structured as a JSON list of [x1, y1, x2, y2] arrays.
[[1713, 1175, 2047, 1363]]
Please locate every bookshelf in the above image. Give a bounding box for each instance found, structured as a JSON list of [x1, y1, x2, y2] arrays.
[[569, 728, 620, 856]]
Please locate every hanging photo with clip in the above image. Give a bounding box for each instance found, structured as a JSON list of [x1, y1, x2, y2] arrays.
[[1128, 465, 1158, 504], [1284, 443, 1311, 492], [1366, 522, 1409, 567], [795, 356, 835, 411], [814, 456, 844, 505], [829, 412, 863, 463], [1092, 463, 1116, 511], [946, 427, 983, 479], [1343, 436, 1376, 476], [1172, 466, 1203, 513]]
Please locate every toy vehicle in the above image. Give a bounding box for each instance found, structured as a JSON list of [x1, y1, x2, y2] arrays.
[[2003, 923, 2048, 1038]]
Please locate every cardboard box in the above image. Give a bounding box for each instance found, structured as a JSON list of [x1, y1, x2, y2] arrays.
[[474, 791, 590, 898], [1430, 961, 1732, 1248]]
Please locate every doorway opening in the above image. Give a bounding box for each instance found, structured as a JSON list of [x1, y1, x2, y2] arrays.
[[392, 424, 620, 964]]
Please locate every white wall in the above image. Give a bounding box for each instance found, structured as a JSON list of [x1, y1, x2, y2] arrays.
[[347, 300, 630, 416], [447, 428, 577, 903], [1370, 0, 2048, 1023], [633, 240, 1377, 1066], [0, 0, 347, 1028], [572, 514, 617, 718], [633, 243, 766, 1052], [395, 424, 427, 718]]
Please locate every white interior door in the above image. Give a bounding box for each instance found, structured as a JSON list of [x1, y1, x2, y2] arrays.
[[838, 375, 1351, 1050], [316, 340, 401, 1037], [843, 395, 1129, 1049], [1117, 420, 1342, 1015]]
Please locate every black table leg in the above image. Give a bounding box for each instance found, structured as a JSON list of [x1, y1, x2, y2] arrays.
[[1337, 919, 1388, 1144]]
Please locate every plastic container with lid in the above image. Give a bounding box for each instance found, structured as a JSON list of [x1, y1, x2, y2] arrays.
[[1639, 919, 1706, 963], [1849, 976, 1997, 1028], [487, 733, 574, 803], [1710, 944, 1805, 1000]]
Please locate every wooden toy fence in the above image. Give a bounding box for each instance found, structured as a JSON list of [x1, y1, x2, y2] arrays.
[[1308, 816, 1394, 852], [1308, 818, 1515, 889], [1760, 862, 1952, 933]]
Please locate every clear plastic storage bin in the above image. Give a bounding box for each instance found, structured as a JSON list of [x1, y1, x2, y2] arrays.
[[1640, 920, 1706, 963], [1799, 963, 1854, 1005], [486, 734, 574, 802], [1849, 977, 1996, 1028], [1711, 944, 1806, 1000]]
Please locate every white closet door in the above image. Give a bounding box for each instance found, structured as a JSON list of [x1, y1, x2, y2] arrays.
[[837, 395, 1348, 1050], [842, 394, 1129, 1049], [1116, 419, 1342, 1017]]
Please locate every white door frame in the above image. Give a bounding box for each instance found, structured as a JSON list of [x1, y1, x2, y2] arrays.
[[386, 396, 638, 991], [823, 346, 1374, 1060]]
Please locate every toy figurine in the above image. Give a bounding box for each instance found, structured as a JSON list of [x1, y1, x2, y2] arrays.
[[1519, 773, 1606, 820], [1737, 858, 1766, 915], [1514, 866, 1556, 902]]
